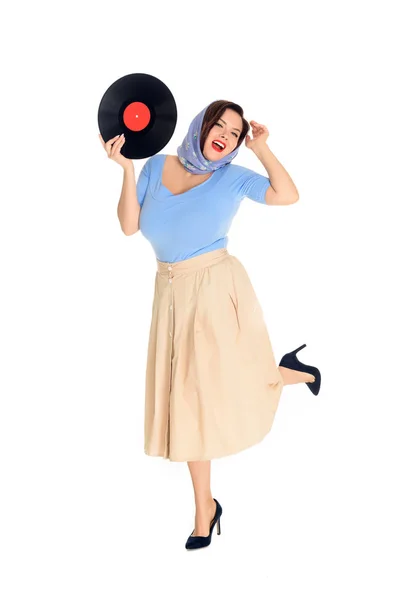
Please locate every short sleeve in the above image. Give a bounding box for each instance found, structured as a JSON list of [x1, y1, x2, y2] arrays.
[[237, 167, 271, 204], [136, 157, 152, 208]]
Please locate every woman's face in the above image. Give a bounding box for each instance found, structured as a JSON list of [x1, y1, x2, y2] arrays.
[[202, 108, 243, 161]]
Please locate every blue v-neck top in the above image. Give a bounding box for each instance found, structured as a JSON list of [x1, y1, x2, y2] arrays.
[[135, 153, 271, 263]]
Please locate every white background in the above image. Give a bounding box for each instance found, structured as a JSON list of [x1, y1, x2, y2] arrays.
[[1, 0, 399, 598]]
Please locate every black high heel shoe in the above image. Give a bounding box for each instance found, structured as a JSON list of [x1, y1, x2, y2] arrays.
[[185, 498, 223, 550], [279, 343, 321, 396]]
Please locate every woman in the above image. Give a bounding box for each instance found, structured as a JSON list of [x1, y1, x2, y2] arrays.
[[99, 100, 321, 551]]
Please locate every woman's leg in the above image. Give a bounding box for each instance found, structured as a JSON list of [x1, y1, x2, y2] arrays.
[[187, 460, 217, 537], [185, 370, 314, 536], [279, 366, 315, 385]]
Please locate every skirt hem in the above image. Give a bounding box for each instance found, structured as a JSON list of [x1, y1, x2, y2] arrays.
[[143, 416, 279, 462]]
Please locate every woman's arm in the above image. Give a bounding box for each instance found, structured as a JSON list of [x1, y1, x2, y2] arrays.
[[252, 144, 299, 205], [117, 163, 141, 235]]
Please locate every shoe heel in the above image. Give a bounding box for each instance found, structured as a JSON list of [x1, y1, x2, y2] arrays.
[[293, 343, 306, 355], [217, 518, 221, 535]]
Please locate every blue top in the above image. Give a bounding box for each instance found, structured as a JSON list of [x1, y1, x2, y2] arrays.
[[136, 153, 271, 263]]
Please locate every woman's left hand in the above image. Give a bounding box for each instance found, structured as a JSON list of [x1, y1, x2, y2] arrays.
[[245, 120, 269, 150]]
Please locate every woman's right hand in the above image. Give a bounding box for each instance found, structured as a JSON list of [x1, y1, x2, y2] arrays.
[[99, 133, 132, 169]]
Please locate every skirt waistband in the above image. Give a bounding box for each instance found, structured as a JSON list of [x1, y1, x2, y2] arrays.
[[156, 248, 229, 277]]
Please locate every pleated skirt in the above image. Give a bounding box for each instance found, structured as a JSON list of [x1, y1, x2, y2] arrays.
[[143, 248, 284, 462]]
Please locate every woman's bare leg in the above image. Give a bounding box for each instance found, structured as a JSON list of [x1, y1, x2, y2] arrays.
[[187, 460, 217, 537], [185, 369, 314, 535], [279, 366, 315, 385]]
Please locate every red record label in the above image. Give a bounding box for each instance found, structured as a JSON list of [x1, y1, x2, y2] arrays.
[[123, 102, 151, 132]]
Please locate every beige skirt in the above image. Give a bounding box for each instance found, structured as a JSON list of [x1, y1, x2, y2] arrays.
[[143, 248, 284, 462]]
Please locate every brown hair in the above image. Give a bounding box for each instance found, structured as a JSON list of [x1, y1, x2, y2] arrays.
[[199, 100, 249, 155]]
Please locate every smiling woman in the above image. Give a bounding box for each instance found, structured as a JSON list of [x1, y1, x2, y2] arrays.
[[111, 98, 320, 549], [200, 100, 250, 160]]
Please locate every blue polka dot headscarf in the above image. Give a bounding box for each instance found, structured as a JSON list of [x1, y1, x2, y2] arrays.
[[177, 103, 240, 174]]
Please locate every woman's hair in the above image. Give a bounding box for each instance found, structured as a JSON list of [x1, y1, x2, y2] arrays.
[[200, 100, 249, 154]]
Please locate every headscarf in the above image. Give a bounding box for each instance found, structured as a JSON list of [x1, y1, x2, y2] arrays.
[[176, 103, 240, 174]]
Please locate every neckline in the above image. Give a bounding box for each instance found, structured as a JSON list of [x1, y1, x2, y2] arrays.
[[160, 155, 215, 197]]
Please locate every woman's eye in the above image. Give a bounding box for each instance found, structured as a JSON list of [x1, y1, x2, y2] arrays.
[[216, 122, 238, 137]]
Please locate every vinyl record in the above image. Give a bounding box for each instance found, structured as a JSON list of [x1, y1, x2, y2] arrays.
[[97, 73, 177, 159]]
